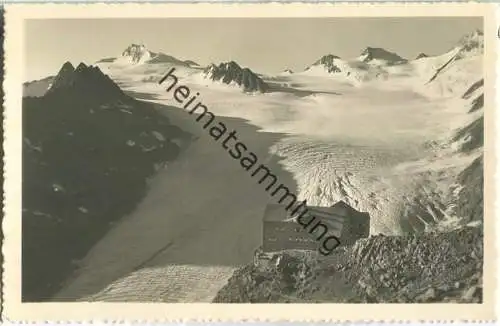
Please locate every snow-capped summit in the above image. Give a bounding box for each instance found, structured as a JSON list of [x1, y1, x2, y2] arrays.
[[203, 61, 268, 93], [358, 47, 407, 65], [121, 44, 153, 64], [50, 61, 75, 89], [415, 29, 484, 98], [101, 44, 199, 67]]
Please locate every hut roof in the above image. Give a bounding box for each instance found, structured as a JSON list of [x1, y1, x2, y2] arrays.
[[263, 202, 350, 224]]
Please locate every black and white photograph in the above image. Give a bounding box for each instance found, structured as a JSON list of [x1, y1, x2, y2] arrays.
[[4, 4, 492, 319]]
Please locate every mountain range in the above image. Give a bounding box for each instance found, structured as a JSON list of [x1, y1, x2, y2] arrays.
[[24, 30, 484, 96]]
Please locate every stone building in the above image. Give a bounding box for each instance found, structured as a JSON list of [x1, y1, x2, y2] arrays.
[[260, 200, 370, 253]]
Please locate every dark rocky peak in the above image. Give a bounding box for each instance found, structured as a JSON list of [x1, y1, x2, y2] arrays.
[[415, 53, 428, 60], [311, 54, 342, 73], [455, 30, 484, 58], [203, 61, 268, 93], [75, 62, 88, 72], [462, 79, 484, 100], [359, 47, 407, 64], [122, 43, 151, 63], [46, 61, 124, 100], [123, 43, 146, 53], [283, 69, 294, 74]]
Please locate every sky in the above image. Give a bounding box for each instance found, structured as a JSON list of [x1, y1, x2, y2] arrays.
[[25, 17, 482, 81]]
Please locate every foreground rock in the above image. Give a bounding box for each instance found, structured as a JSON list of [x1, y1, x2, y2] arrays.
[[213, 226, 482, 303], [22, 62, 191, 301]]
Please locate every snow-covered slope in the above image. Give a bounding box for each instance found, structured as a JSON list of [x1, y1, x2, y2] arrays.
[[302, 47, 408, 86]]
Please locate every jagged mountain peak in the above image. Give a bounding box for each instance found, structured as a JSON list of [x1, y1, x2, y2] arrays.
[[203, 61, 268, 93], [223, 61, 242, 70], [205, 61, 242, 74], [359, 47, 407, 64], [117, 43, 198, 67], [60, 61, 75, 72], [455, 29, 484, 57], [75, 62, 89, 72], [121, 43, 152, 64], [183, 60, 199, 67], [46, 61, 124, 100]]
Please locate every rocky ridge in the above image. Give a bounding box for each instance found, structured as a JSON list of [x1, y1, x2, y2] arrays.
[[46, 62, 124, 100], [22, 61, 191, 301], [203, 61, 268, 93], [311, 54, 343, 73], [214, 226, 482, 303]]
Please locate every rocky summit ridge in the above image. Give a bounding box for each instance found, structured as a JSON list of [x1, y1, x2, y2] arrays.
[[203, 61, 268, 93], [358, 47, 407, 64], [311, 54, 343, 73], [46, 61, 124, 101]]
